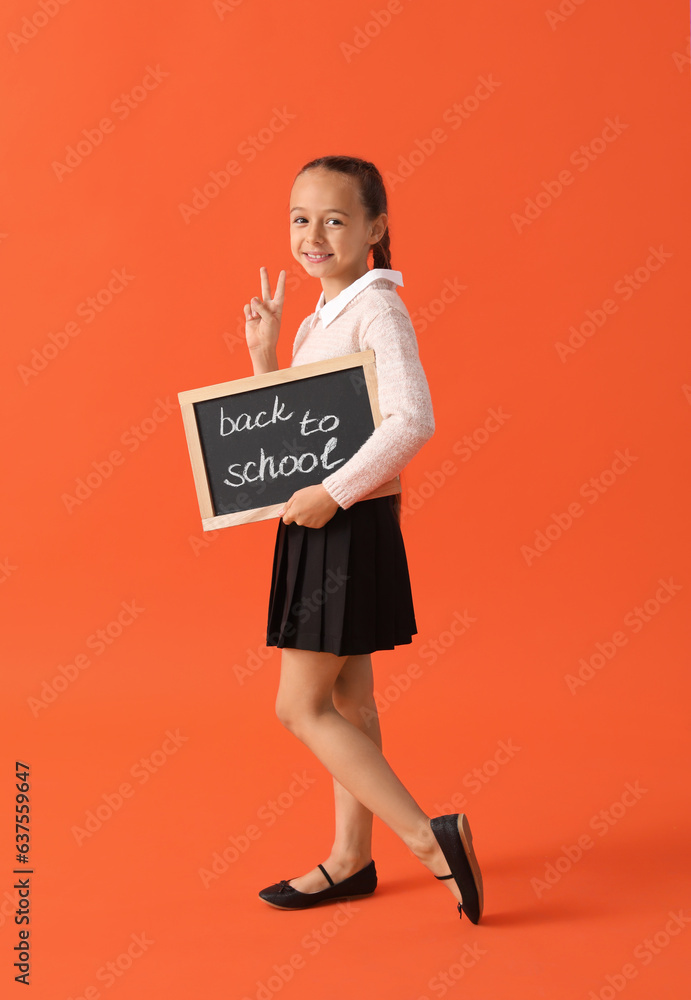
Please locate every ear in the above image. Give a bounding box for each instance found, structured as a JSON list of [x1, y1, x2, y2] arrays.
[[369, 212, 388, 244]]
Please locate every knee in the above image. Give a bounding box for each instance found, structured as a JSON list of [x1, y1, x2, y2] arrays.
[[276, 691, 335, 738], [275, 694, 299, 733], [275, 695, 321, 737]]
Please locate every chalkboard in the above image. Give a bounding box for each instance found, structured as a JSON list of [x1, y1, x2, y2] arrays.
[[178, 350, 401, 530]]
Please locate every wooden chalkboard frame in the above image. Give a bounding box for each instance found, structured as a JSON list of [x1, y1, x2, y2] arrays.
[[178, 350, 401, 530]]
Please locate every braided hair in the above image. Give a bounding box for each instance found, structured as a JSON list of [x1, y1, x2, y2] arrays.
[[293, 155, 402, 524]]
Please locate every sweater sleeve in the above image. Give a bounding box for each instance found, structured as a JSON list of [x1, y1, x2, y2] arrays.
[[321, 306, 435, 509]]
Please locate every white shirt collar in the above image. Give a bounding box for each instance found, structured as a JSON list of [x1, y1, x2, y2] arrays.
[[315, 268, 404, 327]]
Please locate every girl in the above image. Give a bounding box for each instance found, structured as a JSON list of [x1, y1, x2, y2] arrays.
[[243, 155, 483, 924]]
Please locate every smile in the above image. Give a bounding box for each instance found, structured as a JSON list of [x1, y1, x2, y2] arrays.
[[304, 253, 333, 262]]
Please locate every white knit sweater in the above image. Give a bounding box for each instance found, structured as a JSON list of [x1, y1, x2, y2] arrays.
[[290, 270, 435, 510]]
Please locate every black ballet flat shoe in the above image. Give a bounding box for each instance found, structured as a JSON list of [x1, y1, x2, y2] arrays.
[[258, 860, 377, 910], [430, 813, 484, 924]]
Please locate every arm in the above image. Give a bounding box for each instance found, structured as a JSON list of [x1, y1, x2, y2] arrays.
[[249, 345, 279, 375], [321, 306, 435, 509]]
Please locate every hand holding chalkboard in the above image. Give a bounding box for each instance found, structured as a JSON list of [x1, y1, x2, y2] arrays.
[[276, 483, 341, 529], [244, 266, 286, 356]]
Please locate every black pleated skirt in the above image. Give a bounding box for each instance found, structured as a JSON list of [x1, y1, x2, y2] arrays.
[[265, 494, 418, 656]]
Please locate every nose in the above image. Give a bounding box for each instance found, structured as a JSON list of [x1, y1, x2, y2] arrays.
[[305, 222, 326, 245]]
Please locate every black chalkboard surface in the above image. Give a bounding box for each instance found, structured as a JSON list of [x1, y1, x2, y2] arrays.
[[178, 350, 401, 529]]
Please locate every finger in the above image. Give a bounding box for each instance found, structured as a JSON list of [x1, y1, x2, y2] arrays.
[[260, 266, 271, 303], [250, 296, 268, 316], [273, 269, 286, 307]]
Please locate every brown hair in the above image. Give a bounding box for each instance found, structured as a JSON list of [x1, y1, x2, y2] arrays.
[[294, 155, 402, 525]]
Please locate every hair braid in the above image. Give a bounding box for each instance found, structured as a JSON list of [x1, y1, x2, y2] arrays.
[[372, 224, 392, 269]]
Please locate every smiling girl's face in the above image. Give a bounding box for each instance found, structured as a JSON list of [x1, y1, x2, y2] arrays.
[[289, 167, 387, 302]]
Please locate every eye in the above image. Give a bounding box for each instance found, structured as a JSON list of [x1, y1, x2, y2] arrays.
[[291, 217, 343, 225]]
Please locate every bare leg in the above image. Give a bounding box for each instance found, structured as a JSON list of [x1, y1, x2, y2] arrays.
[[275, 646, 462, 903], [287, 653, 381, 892]]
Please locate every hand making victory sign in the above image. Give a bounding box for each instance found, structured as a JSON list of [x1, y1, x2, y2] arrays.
[[244, 266, 341, 530], [244, 265, 286, 356]]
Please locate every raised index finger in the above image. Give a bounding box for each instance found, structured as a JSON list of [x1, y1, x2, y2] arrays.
[[260, 266, 271, 302]]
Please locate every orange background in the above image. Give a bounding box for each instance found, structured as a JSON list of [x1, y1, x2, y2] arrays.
[[2, 1, 690, 997]]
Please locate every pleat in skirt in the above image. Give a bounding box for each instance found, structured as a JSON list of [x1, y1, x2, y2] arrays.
[[266, 493, 418, 656]]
